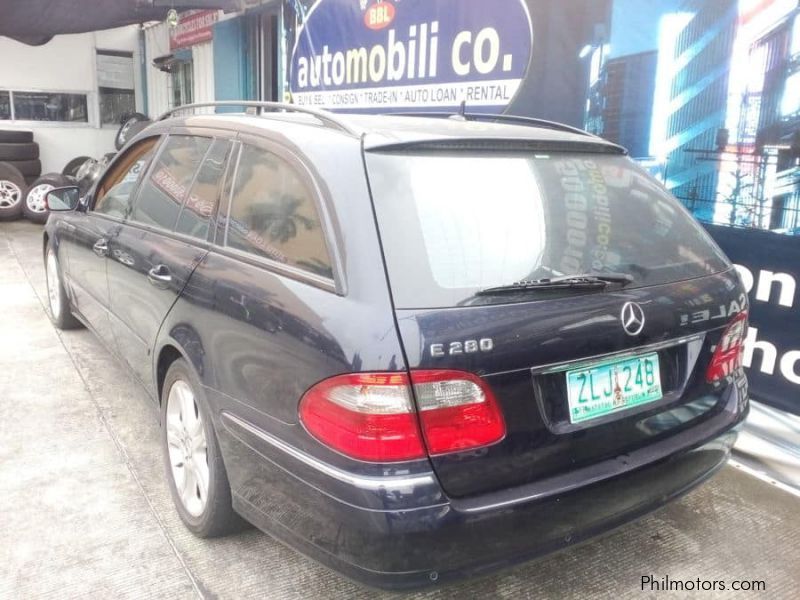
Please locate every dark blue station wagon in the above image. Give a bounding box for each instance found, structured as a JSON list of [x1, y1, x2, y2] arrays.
[[43, 103, 749, 589]]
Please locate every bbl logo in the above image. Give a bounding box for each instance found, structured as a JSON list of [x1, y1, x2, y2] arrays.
[[362, 0, 396, 30]]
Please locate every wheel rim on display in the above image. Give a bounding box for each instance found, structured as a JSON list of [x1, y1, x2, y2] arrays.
[[75, 159, 95, 181], [0, 180, 22, 209], [27, 184, 54, 213], [119, 120, 134, 140], [166, 379, 210, 517], [46, 250, 61, 320]]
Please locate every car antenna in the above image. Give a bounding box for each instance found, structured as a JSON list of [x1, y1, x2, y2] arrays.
[[450, 100, 468, 121]]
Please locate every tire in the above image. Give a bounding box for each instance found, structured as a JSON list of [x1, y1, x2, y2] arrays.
[[44, 244, 82, 329], [5, 158, 41, 177], [115, 113, 150, 150], [161, 359, 243, 537], [62, 156, 92, 178], [0, 130, 34, 143], [122, 111, 148, 125], [75, 158, 102, 194], [0, 162, 26, 220], [0, 142, 39, 161], [24, 173, 70, 224]]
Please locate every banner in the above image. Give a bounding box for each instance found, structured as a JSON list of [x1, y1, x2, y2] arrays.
[[705, 225, 800, 415], [290, 0, 533, 112]]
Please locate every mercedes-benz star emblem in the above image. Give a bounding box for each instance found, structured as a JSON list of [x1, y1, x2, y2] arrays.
[[621, 302, 645, 336]]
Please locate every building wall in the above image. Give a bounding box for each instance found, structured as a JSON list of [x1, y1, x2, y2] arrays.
[[663, 0, 738, 220], [143, 21, 216, 118], [0, 26, 141, 174], [600, 51, 659, 157], [213, 17, 250, 104], [144, 23, 172, 118], [192, 41, 216, 105]]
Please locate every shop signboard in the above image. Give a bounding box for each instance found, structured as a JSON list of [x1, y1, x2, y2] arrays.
[[170, 9, 218, 51], [290, 0, 533, 112]]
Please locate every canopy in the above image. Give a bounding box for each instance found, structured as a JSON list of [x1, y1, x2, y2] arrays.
[[0, 0, 243, 45]]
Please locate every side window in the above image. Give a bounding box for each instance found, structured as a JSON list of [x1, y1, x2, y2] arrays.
[[175, 138, 231, 240], [94, 137, 158, 218], [130, 135, 212, 230], [225, 145, 333, 280]]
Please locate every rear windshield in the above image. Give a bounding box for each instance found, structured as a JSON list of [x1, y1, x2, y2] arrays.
[[366, 151, 730, 309]]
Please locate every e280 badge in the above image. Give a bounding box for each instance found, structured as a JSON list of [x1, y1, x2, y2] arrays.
[[430, 338, 494, 357]]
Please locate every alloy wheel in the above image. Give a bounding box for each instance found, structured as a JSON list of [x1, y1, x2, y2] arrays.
[[0, 180, 22, 209], [26, 183, 54, 213], [165, 379, 210, 517]]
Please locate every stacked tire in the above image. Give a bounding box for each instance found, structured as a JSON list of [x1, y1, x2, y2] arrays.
[[0, 129, 41, 184], [1, 112, 151, 224], [0, 129, 40, 221]]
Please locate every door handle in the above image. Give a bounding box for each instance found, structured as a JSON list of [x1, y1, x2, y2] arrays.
[[92, 238, 109, 257], [147, 264, 173, 288]]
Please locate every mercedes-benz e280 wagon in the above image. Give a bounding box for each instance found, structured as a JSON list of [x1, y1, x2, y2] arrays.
[[42, 103, 749, 589]]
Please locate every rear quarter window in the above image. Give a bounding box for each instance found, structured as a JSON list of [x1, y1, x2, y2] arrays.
[[224, 144, 333, 280]]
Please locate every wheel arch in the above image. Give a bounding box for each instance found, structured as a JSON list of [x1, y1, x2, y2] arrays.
[[155, 343, 185, 405], [154, 324, 208, 405]]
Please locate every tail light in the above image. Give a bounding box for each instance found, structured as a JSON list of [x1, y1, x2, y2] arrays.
[[410, 370, 506, 455], [298, 373, 425, 462], [299, 371, 506, 462], [706, 311, 748, 383]]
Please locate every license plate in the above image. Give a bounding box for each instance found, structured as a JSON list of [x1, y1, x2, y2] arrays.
[[566, 353, 662, 424]]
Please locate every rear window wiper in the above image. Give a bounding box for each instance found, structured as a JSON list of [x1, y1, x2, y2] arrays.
[[476, 273, 634, 296]]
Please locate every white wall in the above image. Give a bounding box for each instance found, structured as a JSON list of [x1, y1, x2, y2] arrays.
[[144, 22, 172, 118], [0, 26, 141, 174], [95, 27, 145, 112], [192, 41, 216, 105]]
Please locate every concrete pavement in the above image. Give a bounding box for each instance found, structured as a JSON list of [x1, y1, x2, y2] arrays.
[[2, 219, 799, 599]]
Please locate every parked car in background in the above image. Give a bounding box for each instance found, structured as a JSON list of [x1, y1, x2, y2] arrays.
[[41, 103, 750, 589]]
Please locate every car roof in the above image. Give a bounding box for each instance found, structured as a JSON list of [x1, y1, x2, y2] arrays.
[[153, 108, 625, 154], [347, 114, 615, 150]]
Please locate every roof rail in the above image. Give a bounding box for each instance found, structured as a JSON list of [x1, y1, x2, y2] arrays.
[[156, 101, 359, 137], [387, 111, 597, 139]]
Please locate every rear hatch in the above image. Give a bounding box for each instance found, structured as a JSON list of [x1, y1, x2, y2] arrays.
[[365, 143, 745, 498]]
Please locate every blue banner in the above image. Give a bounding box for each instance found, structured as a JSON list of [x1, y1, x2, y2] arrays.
[[290, 0, 533, 112], [705, 225, 800, 416]]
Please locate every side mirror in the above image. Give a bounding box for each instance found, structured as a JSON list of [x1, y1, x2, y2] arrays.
[[46, 186, 81, 211]]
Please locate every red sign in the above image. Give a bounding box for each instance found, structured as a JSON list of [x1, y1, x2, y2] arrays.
[[169, 10, 218, 51], [364, 1, 396, 30]]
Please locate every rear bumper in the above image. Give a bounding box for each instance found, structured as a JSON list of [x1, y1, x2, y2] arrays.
[[218, 382, 747, 590]]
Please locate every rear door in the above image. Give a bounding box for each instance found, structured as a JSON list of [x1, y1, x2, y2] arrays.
[[106, 132, 234, 390], [366, 147, 745, 497]]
